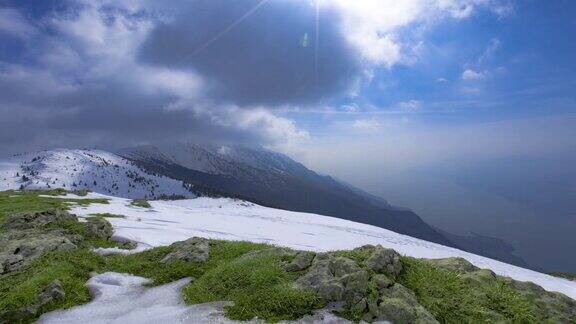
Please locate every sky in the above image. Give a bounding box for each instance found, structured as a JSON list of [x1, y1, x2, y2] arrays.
[[0, 0, 575, 270]]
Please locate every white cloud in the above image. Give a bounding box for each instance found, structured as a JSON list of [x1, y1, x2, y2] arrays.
[[462, 69, 486, 81], [351, 119, 382, 133], [397, 100, 423, 111], [327, 0, 511, 67]]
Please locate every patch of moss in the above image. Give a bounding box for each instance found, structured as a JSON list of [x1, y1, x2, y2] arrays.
[[130, 199, 151, 208]]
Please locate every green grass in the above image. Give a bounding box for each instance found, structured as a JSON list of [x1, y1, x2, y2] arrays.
[[0, 236, 321, 323], [130, 199, 151, 208], [0, 189, 109, 228], [0, 190, 560, 323], [183, 253, 323, 321], [397, 257, 538, 323]]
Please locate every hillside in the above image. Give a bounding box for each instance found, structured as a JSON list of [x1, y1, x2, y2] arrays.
[[0, 149, 194, 199], [0, 190, 574, 323], [118, 144, 454, 247]]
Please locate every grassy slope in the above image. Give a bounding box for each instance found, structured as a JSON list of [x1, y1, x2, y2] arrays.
[[0, 189, 108, 227], [0, 190, 571, 323]]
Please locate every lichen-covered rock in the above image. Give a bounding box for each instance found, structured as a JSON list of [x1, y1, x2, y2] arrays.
[[0, 280, 65, 322], [425, 257, 479, 272], [295, 256, 367, 303], [370, 283, 438, 324], [285, 251, 315, 272], [2, 209, 77, 231], [0, 233, 76, 274], [340, 269, 369, 302], [370, 273, 394, 291], [366, 245, 403, 277], [84, 217, 113, 239], [161, 237, 210, 263]]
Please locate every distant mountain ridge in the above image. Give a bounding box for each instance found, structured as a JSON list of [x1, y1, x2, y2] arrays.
[[118, 143, 454, 246]]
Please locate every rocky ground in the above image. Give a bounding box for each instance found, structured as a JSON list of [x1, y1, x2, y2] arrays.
[[1, 192, 575, 323]]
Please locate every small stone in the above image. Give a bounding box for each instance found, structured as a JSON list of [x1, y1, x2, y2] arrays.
[[37, 280, 65, 304], [366, 246, 403, 277]]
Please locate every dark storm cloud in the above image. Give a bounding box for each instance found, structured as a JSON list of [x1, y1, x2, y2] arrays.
[[0, 0, 360, 156], [139, 0, 361, 106]]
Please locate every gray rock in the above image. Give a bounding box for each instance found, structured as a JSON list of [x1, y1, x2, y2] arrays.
[[366, 246, 403, 277], [331, 257, 362, 277], [2, 209, 77, 231], [37, 279, 66, 305], [370, 274, 394, 291], [84, 217, 113, 239], [340, 270, 369, 301], [425, 257, 478, 272], [0, 234, 77, 274], [376, 298, 417, 324], [161, 237, 210, 263], [355, 282, 439, 323], [285, 251, 315, 272], [295, 256, 366, 303]]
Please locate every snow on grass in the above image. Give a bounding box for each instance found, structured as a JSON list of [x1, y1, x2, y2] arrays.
[[37, 272, 241, 324], [65, 193, 576, 300]]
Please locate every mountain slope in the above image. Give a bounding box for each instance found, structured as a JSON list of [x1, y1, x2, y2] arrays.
[[118, 144, 454, 247], [0, 149, 194, 199], [71, 192, 576, 300]]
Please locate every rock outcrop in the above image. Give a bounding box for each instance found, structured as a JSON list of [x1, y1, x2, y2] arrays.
[[292, 245, 438, 323], [161, 237, 210, 263]]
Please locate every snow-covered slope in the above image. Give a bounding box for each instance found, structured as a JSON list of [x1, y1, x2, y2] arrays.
[[69, 193, 576, 300], [0, 149, 194, 199]]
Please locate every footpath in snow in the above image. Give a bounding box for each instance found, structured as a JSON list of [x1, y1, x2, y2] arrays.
[[67, 193, 576, 300]]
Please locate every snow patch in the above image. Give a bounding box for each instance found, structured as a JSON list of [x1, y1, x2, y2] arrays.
[[37, 272, 241, 324], [68, 194, 576, 300]]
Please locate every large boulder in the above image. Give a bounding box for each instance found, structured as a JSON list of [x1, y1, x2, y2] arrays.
[[0, 233, 76, 274], [366, 245, 403, 277], [295, 256, 367, 303], [161, 237, 210, 263], [366, 283, 438, 324]]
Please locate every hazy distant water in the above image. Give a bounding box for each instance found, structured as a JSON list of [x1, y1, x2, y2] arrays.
[[356, 157, 576, 272]]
